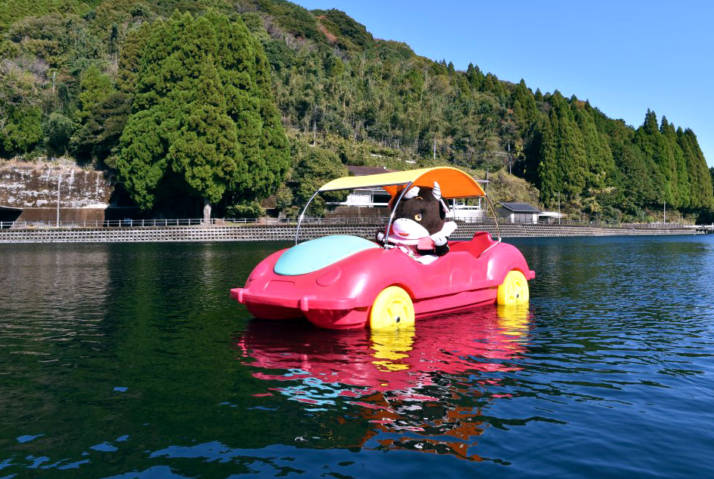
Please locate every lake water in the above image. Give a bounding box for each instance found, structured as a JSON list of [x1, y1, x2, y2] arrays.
[[1, 236, 713, 478]]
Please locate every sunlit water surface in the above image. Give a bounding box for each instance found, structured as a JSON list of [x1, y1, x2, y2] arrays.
[[1, 236, 713, 478]]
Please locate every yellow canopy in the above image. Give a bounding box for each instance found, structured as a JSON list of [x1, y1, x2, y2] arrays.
[[318, 166, 486, 198]]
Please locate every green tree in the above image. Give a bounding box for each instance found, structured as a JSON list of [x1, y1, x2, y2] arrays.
[[116, 12, 288, 216], [0, 105, 43, 156], [573, 103, 615, 191], [70, 65, 121, 162], [166, 55, 238, 208], [117, 22, 153, 94], [660, 119, 689, 208], [535, 118, 560, 206], [678, 128, 713, 209], [75, 65, 112, 121], [510, 79, 538, 130], [0, 0, 90, 34], [540, 93, 587, 204], [0, 58, 44, 157], [45, 112, 75, 155], [71, 91, 131, 164], [633, 110, 667, 205], [614, 142, 655, 211]]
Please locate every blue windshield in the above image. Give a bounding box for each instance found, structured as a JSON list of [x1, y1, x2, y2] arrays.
[[274, 235, 378, 275]]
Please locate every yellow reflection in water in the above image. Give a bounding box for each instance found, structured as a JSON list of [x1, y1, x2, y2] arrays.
[[370, 326, 416, 372], [496, 304, 531, 338]]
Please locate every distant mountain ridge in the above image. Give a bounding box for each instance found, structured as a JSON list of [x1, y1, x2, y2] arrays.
[[1, 0, 712, 221]]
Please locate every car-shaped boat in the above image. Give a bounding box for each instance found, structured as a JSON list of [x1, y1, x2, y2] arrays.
[[230, 167, 534, 330]]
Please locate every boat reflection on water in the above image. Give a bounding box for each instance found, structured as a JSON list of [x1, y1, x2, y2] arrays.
[[235, 305, 532, 460]]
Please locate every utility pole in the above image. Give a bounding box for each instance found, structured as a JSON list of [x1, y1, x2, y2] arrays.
[[56, 166, 62, 227]]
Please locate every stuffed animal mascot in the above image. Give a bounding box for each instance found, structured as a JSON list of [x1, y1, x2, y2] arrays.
[[377, 181, 458, 264]]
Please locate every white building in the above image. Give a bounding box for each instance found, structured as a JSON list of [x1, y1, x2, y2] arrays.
[[450, 198, 485, 222]]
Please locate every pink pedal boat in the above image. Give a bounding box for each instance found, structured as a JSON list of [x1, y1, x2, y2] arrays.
[[230, 167, 534, 330]]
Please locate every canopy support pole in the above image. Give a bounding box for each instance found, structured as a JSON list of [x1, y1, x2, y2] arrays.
[[295, 190, 320, 244], [383, 181, 413, 249], [484, 194, 501, 243]]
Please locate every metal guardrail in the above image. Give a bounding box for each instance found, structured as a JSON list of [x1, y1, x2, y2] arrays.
[[0, 217, 697, 230], [1, 218, 239, 229], [0, 216, 392, 229]]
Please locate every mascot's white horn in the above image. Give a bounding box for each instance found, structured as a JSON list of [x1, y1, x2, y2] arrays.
[[404, 186, 420, 199], [433, 181, 450, 214]]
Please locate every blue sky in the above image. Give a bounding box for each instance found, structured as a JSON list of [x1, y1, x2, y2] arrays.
[[293, 0, 714, 167]]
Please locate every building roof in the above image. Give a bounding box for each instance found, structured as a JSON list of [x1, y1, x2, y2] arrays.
[[500, 202, 541, 213]]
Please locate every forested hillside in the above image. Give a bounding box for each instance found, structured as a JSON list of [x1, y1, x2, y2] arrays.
[[1, 0, 712, 220]]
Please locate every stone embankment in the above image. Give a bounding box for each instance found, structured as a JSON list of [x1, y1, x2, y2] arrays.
[[0, 222, 703, 244]]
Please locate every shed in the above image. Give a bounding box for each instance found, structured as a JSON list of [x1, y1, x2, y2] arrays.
[[537, 211, 566, 224], [498, 202, 541, 224]]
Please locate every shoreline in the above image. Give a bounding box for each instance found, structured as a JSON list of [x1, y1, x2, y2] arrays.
[[0, 223, 706, 244]]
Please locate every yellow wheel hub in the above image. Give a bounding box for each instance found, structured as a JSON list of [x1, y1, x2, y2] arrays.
[[369, 286, 415, 330], [497, 270, 530, 306]]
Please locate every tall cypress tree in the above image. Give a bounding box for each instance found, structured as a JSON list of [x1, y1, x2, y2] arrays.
[[544, 93, 587, 202], [510, 79, 538, 131], [574, 104, 615, 191], [634, 110, 667, 205], [678, 128, 713, 209], [655, 124, 676, 206], [536, 116, 560, 206], [660, 120, 689, 208]]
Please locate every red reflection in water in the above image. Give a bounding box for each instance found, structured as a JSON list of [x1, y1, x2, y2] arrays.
[[236, 305, 530, 392], [234, 305, 532, 460]]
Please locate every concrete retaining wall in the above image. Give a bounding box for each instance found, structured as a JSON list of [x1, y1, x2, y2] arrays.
[[0, 223, 701, 244]]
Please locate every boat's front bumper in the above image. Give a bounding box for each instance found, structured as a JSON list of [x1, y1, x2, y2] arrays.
[[230, 287, 362, 313]]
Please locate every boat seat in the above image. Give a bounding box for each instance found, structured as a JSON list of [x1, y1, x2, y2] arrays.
[[449, 231, 496, 258]]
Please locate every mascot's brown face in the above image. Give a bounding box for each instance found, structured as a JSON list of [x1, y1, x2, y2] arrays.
[[393, 186, 445, 235]]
